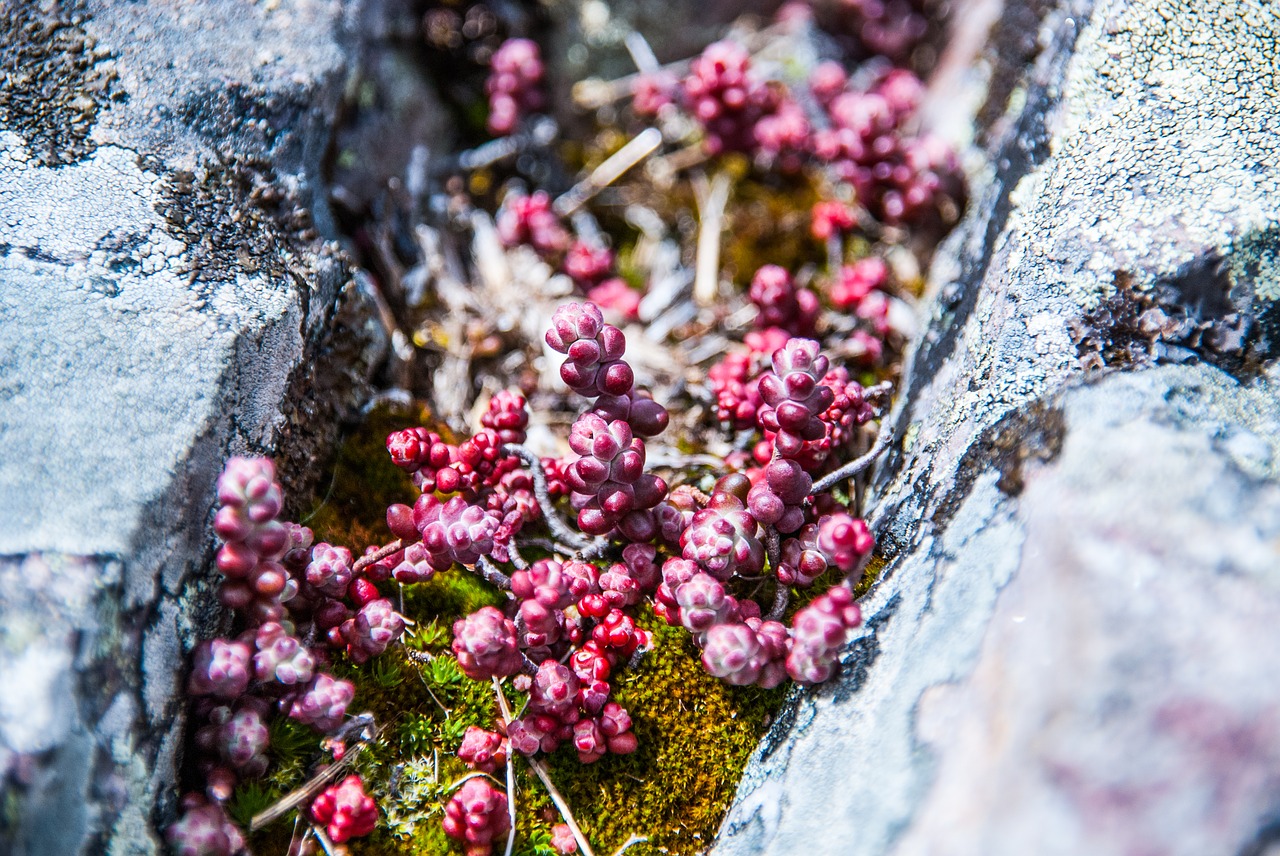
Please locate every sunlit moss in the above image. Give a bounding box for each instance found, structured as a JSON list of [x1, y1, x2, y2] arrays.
[[524, 607, 786, 855]]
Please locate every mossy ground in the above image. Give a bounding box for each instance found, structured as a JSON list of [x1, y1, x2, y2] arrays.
[[244, 403, 810, 856]]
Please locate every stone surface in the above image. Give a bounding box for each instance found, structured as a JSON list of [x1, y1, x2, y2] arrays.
[[715, 0, 1280, 853], [0, 2, 384, 854]]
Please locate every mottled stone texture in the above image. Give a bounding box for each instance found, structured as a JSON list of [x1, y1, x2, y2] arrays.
[[715, 1, 1280, 854], [0, 1, 383, 854]]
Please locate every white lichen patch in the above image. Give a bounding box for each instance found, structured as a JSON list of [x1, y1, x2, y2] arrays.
[[1045, 0, 1280, 303], [0, 132, 299, 559]]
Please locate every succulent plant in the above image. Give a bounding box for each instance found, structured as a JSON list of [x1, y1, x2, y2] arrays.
[[702, 618, 788, 688], [452, 606, 524, 680], [166, 794, 245, 856], [252, 622, 314, 686], [748, 265, 818, 336], [786, 586, 864, 684], [288, 673, 355, 732], [178, 2, 966, 831], [458, 726, 508, 774], [188, 639, 252, 699], [342, 598, 405, 664], [310, 774, 378, 843], [681, 40, 773, 155], [486, 38, 545, 135], [681, 475, 765, 579], [442, 777, 510, 854]]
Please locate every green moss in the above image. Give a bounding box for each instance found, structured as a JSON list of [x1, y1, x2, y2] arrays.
[[226, 781, 276, 830], [302, 402, 437, 549], [721, 173, 824, 285], [507, 606, 784, 856]]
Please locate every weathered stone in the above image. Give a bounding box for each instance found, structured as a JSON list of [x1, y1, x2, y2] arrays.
[[0, 2, 384, 853], [715, 0, 1280, 853]]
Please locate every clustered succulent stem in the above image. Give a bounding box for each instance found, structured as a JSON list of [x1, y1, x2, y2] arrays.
[[502, 443, 592, 550]]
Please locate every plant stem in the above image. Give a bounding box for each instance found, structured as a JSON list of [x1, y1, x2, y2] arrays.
[[475, 555, 513, 590], [810, 420, 895, 495], [502, 444, 592, 550], [503, 738, 517, 856], [766, 581, 790, 622], [579, 536, 613, 561], [611, 833, 650, 856], [528, 757, 596, 856], [489, 678, 518, 856], [764, 528, 780, 571], [352, 539, 404, 575], [506, 539, 529, 570], [555, 128, 662, 216]]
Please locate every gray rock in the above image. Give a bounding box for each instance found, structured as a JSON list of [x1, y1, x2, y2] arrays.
[[0, 2, 384, 853], [715, 0, 1280, 853]]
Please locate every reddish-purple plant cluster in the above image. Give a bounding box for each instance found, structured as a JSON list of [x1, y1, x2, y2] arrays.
[[309, 774, 379, 844], [180, 301, 875, 855], [801, 0, 932, 63], [620, 35, 964, 232], [458, 725, 509, 773], [494, 188, 642, 319], [443, 778, 511, 855], [680, 40, 776, 156], [171, 457, 400, 850], [175, 3, 969, 845], [497, 190, 570, 254], [166, 795, 244, 856], [809, 67, 963, 227], [486, 38, 545, 135]]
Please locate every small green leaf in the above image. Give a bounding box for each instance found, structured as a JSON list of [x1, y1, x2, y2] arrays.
[[227, 780, 276, 829], [372, 656, 404, 689]]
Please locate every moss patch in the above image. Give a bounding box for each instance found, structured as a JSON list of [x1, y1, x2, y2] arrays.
[[526, 609, 785, 855]]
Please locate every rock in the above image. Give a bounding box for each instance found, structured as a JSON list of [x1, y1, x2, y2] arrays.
[[0, 2, 384, 853], [714, 0, 1280, 853]]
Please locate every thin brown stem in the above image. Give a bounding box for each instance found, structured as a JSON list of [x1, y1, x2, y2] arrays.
[[352, 539, 404, 576], [764, 528, 781, 571], [810, 420, 895, 496], [475, 555, 513, 590], [502, 444, 591, 550], [765, 581, 790, 622]]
